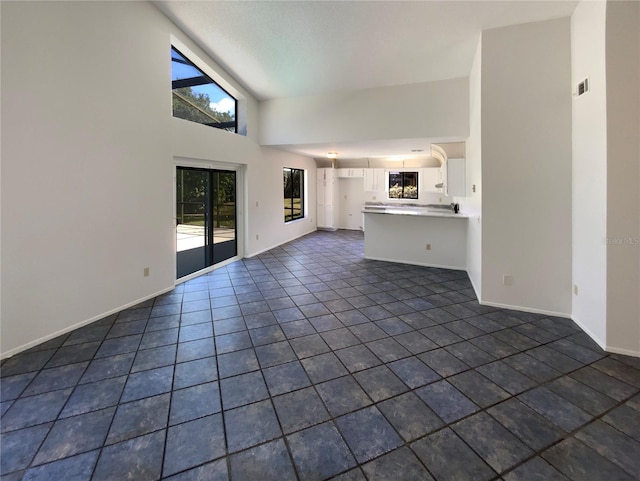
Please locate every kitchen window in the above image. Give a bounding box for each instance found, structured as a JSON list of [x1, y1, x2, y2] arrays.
[[171, 47, 237, 132], [284, 168, 304, 222], [389, 171, 418, 199]]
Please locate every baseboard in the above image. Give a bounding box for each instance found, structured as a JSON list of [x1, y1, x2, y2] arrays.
[[245, 228, 317, 258], [571, 317, 640, 357], [363, 255, 467, 271], [478, 299, 571, 319], [0, 286, 175, 360], [604, 345, 640, 357], [569, 316, 607, 351], [467, 272, 481, 301]]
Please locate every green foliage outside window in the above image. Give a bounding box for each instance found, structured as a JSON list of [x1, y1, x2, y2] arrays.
[[388, 172, 418, 199], [284, 168, 304, 222]]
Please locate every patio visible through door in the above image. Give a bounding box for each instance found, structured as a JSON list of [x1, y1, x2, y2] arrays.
[[176, 167, 236, 279]]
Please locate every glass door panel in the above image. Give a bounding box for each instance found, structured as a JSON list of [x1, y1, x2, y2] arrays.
[[212, 171, 237, 264], [176, 168, 210, 278], [176, 167, 237, 279]]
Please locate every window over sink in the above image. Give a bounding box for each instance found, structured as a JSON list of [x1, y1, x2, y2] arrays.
[[388, 171, 418, 199]]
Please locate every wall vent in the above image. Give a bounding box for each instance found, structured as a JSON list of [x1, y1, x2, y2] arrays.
[[577, 77, 589, 96]]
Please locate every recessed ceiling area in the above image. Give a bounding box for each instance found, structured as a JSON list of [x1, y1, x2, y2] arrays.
[[274, 138, 464, 162], [155, 1, 578, 159]]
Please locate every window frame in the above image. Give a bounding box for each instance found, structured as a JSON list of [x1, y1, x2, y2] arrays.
[[388, 171, 419, 200], [171, 46, 238, 133], [283, 168, 305, 223]]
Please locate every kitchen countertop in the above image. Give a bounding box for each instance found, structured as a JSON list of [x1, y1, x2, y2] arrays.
[[361, 204, 468, 218]]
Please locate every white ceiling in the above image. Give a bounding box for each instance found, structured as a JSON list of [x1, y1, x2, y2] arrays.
[[156, 0, 578, 158]]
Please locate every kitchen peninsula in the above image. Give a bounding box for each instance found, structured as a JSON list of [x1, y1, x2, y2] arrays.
[[362, 203, 468, 270]]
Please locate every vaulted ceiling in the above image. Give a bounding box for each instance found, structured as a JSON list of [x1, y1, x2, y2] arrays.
[[156, 1, 577, 100], [155, 1, 578, 159]]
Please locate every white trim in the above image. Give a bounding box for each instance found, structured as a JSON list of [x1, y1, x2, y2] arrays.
[[170, 36, 244, 104], [170, 35, 247, 136], [363, 255, 466, 271], [477, 299, 571, 319], [0, 287, 174, 360], [467, 271, 482, 301], [571, 316, 640, 357], [175, 157, 244, 172], [604, 346, 640, 357], [173, 158, 246, 281], [245, 229, 317, 258], [285, 217, 308, 226], [570, 316, 607, 351]]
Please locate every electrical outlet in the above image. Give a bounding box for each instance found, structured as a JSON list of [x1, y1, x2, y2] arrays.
[[256, 201, 259, 207], [503, 275, 513, 286], [574, 284, 579, 295], [372, 196, 377, 200], [256, 234, 259, 240], [439, 197, 442, 203], [425, 243, 431, 251], [472, 184, 476, 193], [143, 267, 150, 277]]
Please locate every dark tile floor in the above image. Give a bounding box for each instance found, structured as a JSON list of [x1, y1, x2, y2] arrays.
[[2, 229, 640, 481]]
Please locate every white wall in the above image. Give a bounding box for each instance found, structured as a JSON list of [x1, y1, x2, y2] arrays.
[[248, 147, 317, 256], [571, 0, 608, 346], [604, 0, 640, 355], [463, 38, 483, 298], [259, 77, 470, 146], [169, 119, 317, 259], [1, 1, 172, 355], [481, 18, 573, 316], [0, 1, 316, 356]]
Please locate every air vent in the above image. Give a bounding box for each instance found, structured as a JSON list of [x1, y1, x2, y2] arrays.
[[577, 77, 589, 96]]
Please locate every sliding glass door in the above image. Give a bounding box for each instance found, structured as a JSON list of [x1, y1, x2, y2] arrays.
[[176, 167, 236, 279]]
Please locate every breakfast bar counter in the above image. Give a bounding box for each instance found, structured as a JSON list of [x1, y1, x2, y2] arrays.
[[362, 204, 468, 270]]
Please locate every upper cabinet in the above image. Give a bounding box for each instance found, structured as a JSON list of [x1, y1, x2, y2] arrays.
[[445, 158, 466, 197], [420, 168, 442, 194], [337, 168, 365, 178], [364, 169, 385, 191], [419, 160, 465, 196]]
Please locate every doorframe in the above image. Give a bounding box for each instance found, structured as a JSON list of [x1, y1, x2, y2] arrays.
[[173, 157, 246, 285]]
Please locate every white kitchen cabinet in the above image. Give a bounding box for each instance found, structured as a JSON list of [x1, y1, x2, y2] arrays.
[[445, 158, 466, 197], [420, 167, 442, 193], [337, 168, 365, 178], [364, 169, 386, 192], [317, 168, 339, 230]]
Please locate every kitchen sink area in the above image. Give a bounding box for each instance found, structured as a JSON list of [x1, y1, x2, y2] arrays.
[[361, 202, 464, 218]]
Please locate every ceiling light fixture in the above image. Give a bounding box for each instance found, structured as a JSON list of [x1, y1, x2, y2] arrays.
[[327, 152, 338, 159]]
